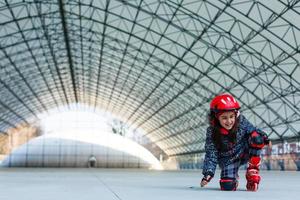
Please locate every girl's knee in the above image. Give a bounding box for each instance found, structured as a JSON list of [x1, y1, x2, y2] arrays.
[[249, 131, 264, 149], [219, 177, 238, 191]]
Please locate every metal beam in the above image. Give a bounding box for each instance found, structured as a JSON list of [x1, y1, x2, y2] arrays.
[[58, 0, 78, 102]]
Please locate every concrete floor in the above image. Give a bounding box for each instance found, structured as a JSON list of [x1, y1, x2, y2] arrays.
[[0, 168, 299, 200]]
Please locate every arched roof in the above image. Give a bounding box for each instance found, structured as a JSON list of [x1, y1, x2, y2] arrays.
[[1, 0, 300, 156]]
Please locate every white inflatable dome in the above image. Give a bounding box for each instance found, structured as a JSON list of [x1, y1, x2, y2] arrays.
[[2, 130, 162, 169]]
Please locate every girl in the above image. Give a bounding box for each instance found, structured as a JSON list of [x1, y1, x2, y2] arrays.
[[200, 94, 270, 191]]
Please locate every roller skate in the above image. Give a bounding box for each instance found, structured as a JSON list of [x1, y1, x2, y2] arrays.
[[246, 156, 261, 191]]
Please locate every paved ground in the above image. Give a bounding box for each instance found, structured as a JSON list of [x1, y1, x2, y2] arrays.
[[0, 168, 299, 200]]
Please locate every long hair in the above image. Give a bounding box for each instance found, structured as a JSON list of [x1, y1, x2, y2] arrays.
[[208, 110, 239, 151]]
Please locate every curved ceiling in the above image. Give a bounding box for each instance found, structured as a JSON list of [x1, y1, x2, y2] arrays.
[[1, 0, 300, 156]]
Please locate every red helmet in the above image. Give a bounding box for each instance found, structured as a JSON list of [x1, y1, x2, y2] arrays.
[[210, 94, 240, 112]]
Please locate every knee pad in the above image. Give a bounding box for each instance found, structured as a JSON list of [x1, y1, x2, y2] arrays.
[[249, 131, 264, 149], [219, 178, 238, 191]]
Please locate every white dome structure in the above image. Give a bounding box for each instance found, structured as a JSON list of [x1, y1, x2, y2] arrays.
[[2, 130, 162, 170]]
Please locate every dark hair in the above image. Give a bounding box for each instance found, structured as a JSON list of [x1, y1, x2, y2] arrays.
[[209, 111, 239, 151]]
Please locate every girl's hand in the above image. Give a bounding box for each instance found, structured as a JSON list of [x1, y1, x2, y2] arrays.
[[200, 175, 212, 187]]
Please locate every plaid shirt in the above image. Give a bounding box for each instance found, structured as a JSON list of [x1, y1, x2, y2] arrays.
[[202, 115, 262, 177]]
